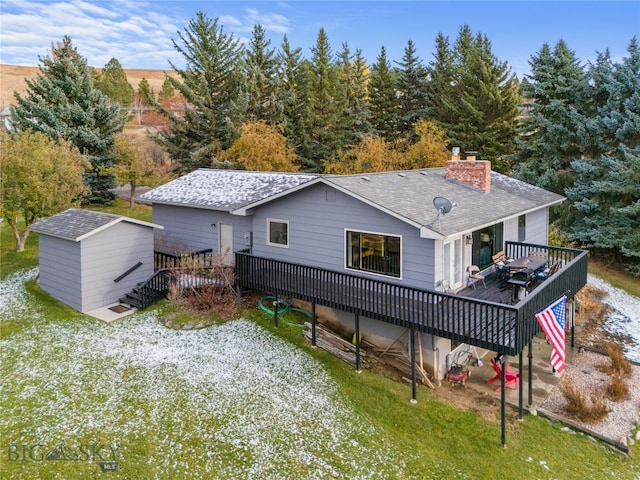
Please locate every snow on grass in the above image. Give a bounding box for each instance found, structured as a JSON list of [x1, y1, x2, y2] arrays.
[[588, 274, 640, 363], [0, 269, 412, 479]]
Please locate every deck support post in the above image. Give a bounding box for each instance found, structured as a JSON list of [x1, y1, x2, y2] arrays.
[[236, 283, 242, 310], [355, 314, 361, 373], [311, 302, 317, 347], [570, 299, 576, 348], [500, 354, 507, 447], [410, 326, 417, 403], [518, 351, 524, 419], [527, 343, 534, 407]]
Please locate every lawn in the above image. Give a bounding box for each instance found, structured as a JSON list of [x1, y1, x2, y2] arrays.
[[1, 205, 640, 479]]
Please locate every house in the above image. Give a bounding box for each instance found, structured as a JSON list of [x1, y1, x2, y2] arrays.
[[140, 155, 585, 379], [29, 208, 163, 313]]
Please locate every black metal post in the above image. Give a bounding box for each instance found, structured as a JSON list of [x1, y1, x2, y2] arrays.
[[518, 351, 523, 419], [570, 299, 575, 348], [311, 302, 317, 347], [355, 314, 361, 373], [410, 327, 417, 403], [528, 343, 534, 407], [500, 354, 507, 447], [236, 282, 242, 310]]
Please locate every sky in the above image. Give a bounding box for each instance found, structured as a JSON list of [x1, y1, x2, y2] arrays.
[[0, 1, 638, 78]]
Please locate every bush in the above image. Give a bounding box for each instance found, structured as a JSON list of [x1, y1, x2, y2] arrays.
[[560, 377, 610, 423], [598, 343, 632, 377], [606, 375, 630, 402]]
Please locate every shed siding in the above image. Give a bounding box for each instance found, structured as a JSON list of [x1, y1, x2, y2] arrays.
[[152, 204, 252, 256], [80, 222, 155, 311], [38, 235, 83, 311], [251, 183, 435, 289]]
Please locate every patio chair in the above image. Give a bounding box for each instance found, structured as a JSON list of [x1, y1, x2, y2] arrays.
[[467, 265, 486, 289], [486, 358, 520, 391]]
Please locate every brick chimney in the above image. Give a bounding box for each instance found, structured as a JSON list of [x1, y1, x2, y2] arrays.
[[444, 149, 491, 193]]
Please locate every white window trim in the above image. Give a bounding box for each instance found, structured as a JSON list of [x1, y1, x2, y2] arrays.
[[343, 228, 403, 279], [267, 218, 289, 248]]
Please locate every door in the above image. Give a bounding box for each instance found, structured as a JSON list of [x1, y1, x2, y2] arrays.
[[218, 223, 233, 265], [443, 237, 463, 290]]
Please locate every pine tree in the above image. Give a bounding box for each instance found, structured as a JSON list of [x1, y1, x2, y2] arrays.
[[426, 26, 519, 170], [303, 28, 348, 172], [242, 24, 283, 125], [137, 78, 154, 104], [337, 44, 372, 143], [368, 46, 399, 141], [148, 12, 244, 173], [567, 38, 640, 274], [512, 39, 588, 193], [10, 36, 124, 204], [94, 57, 134, 106], [157, 77, 175, 101], [277, 35, 312, 169], [394, 39, 428, 141]]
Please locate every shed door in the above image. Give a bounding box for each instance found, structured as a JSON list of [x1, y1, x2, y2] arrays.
[[218, 223, 233, 265]]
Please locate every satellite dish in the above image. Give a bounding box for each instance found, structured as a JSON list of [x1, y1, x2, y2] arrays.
[[433, 196, 454, 215], [429, 196, 457, 228]]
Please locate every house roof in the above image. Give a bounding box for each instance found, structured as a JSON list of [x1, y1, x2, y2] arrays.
[[140, 168, 564, 240], [29, 208, 163, 242], [139, 169, 319, 211]]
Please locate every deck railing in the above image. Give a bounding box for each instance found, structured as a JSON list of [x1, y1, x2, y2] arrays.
[[154, 249, 214, 270], [236, 242, 588, 356]]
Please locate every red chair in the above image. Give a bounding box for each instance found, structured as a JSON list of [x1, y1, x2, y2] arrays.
[[486, 358, 520, 391]]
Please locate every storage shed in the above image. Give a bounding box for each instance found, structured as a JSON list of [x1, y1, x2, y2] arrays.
[[29, 208, 163, 313]]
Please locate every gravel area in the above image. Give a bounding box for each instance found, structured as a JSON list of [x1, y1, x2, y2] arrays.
[[539, 349, 640, 448]]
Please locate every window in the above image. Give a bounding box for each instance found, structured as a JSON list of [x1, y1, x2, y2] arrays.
[[472, 224, 504, 269], [346, 230, 401, 277], [267, 219, 288, 247], [518, 215, 526, 242]]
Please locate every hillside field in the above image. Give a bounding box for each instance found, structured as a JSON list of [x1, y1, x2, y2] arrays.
[[1, 64, 175, 107]]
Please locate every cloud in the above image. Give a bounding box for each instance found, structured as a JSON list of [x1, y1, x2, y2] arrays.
[[0, 0, 185, 69]]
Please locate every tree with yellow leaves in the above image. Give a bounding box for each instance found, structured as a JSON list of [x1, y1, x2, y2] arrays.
[[1, 130, 89, 251], [110, 134, 161, 208], [218, 121, 299, 172], [400, 119, 450, 169], [325, 136, 400, 174]]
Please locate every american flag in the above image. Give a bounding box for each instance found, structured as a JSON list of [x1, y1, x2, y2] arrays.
[[535, 296, 568, 373]]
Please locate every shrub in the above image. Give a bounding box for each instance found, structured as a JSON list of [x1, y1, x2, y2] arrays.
[[598, 343, 632, 377], [560, 377, 610, 423], [606, 375, 630, 402]]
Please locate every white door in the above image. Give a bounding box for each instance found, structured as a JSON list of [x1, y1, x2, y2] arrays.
[[443, 237, 463, 290], [218, 223, 233, 265]]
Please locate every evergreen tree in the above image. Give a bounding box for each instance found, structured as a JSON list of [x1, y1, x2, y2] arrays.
[[337, 44, 372, 143], [158, 76, 175, 101], [368, 46, 399, 141], [567, 38, 640, 274], [426, 26, 519, 170], [512, 40, 588, 193], [277, 35, 312, 169], [94, 57, 134, 105], [394, 39, 428, 141], [10, 36, 124, 204], [303, 28, 348, 172], [241, 24, 283, 125], [148, 12, 244, 173], [137, 77, 154, 104]]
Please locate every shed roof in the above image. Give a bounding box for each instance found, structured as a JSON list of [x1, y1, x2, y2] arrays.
[[29, 208, 163, 242], [139, 169, 319, 211]]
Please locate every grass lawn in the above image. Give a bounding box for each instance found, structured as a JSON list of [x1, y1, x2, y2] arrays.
[[1, 203, 640, 479]]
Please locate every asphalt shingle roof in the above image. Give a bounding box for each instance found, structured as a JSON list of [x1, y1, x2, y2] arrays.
[[29, 208, 160, 241], [139, 169, 319, 211], [139, 168, 565, 238]]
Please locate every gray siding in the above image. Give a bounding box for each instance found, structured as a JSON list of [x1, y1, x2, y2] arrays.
[[152, 204, 252, 256], [81, 222, 155, 311], [525, 209, 549, 245], [251, 184, 435, 290], [38, 235, 82, 311]]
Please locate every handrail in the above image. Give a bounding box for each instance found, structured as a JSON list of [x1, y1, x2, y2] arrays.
[[114, 262, 143, 283]]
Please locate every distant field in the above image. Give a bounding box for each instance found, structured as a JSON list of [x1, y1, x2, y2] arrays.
[[0, 64, 175, 107]]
